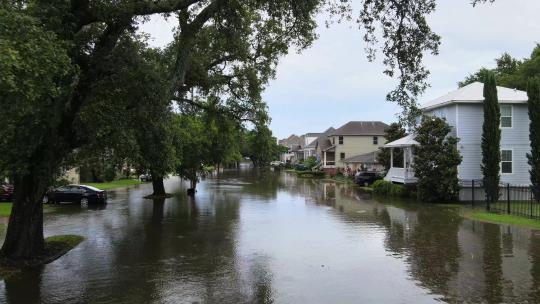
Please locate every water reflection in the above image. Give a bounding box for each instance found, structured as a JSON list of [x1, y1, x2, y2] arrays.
[[1, 170, 540, 303]]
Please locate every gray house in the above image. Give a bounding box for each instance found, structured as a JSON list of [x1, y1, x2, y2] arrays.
[[384, 82, 530, 186]]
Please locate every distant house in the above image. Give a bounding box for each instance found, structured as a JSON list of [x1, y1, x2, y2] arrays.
[[278, 134, 303, 163], [385, 82, 530, 186], [300, 132, 324, 159], [316, 122, 388, 173]]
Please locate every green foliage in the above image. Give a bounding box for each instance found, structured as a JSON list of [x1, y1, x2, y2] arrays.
[[174, 114, 210, 186], [458, 44, 540, 90], [304, 156, 318, 169], [413, 116, 462, 203], [527, 78, 540, 201], [243, 125, 280, 167], [377, 123, 407, 170], [0, 9, 74, 177], [481, 72, 501, 203], [372, 180, 408, 197]]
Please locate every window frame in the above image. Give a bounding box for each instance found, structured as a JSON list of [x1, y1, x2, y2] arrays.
[[340, 152, 345, 160], [373, 136, 378, 145], [338, 136, 343, 145], [500, 104, 513, 129], [501, 149, 513, 174]]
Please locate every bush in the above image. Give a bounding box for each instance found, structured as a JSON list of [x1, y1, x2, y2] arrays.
[[373, 180, 408, 197], [304, 156, 317, 169]]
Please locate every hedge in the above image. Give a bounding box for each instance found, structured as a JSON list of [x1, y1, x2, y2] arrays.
[[372, 180, 409, 197]]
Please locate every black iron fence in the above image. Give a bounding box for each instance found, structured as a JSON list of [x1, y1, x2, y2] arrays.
[[459, 179, 540, 219]]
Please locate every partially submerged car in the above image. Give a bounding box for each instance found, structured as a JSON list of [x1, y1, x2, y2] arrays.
[[44, 185, 107, 204], [354, 172, 383, 186], [139, 173, 152, 182]]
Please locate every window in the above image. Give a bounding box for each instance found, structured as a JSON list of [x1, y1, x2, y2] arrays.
[[501, 105, 512, 128], [340, 153, 345, 160], [501, 150, 513, 174], [339, 136, 343, 145], [332, 137, 335, 144], [373, 136, 378, 145]]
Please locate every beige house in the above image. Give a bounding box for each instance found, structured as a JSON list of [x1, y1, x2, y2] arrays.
[[316, 121, 388, 172]]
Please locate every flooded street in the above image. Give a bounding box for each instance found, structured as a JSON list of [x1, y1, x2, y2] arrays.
[[1, 169, 540, 303]]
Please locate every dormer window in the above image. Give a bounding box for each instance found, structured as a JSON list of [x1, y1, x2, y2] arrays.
[[500, 105, 512, 128]]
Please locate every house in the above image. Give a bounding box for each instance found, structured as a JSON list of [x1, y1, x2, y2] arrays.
[[384, 82, 530, 186], [300, 132, 324, 159], [316, 122, 388, 173], [278, 134, 303, 163], [342, 151, 383, 172]]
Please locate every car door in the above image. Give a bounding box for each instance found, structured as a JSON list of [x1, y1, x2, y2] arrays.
[[53, 186, 69, 202]]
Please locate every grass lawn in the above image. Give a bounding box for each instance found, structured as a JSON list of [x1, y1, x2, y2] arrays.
[[85, 179, 143, 190], [0, 203, 12, 217], [463, 210, 540, 231]]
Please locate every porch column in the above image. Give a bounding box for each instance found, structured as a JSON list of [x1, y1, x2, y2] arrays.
[[404, 148, 407, 168], [390, 148, 394, 168], [323, 151, 327, 167]]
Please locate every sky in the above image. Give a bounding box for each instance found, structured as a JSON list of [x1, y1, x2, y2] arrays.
[[139, 0, 540, 139]]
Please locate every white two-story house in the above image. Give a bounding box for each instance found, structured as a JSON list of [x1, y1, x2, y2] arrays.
[[384, 82, 530, 186]]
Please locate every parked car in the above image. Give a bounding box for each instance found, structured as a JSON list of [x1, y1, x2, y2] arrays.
[[294, 163, 309, 171], [354, 172, 383, 186], [139, 173, 152, 182], [0, 182, 13, 201], [270, 161, 284, 167], [44, 185, 107, 204]]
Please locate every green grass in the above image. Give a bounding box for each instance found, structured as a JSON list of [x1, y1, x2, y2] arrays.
[[45, 234, 85, 247], [85, 179, 143, 190], [464, 210, 540, 231], [0, 203, 12, 217]]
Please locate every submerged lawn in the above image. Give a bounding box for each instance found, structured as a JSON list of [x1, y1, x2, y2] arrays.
[[85, 179, 143, 190], [464, 210, 540, 231]]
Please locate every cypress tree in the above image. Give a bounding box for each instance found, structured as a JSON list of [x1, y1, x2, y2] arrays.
[[527, 78, 540, 201], [481, 72, 501, 203]]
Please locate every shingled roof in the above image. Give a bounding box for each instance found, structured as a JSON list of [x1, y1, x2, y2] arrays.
[[331, 121, 388, 136], [312, 127, 335, 150]]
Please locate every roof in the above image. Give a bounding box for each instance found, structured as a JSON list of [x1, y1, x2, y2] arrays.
[[305, 132, 323, 137], [319, 139, 334, 151], [331, 121, 388, 136], [313, 127, 336, 150], [279, 134, 302, 147], [384, 134, 418, 148], [342, 151, 380, 164], [421, 82, 528, 111]]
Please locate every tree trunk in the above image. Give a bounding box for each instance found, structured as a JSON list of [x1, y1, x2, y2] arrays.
[[151, 176, 166, 196], [1, 172, 47, 261]]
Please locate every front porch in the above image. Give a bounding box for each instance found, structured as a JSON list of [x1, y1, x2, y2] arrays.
[[383, 134, 418, 184]]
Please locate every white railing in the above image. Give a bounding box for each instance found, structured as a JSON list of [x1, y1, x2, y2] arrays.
[[384, 167, 417, 184]]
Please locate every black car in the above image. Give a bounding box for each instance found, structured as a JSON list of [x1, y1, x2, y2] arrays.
[[0, 182, 13, 201], [354, 172, 382, 186], [45, 185, 107, 204]]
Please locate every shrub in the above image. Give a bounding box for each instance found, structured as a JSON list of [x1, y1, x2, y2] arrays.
[[373, 180, 409, 197]]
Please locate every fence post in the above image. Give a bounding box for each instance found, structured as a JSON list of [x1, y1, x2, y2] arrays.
[[472, 180, 475, 207], [507, 183, 511, 214]]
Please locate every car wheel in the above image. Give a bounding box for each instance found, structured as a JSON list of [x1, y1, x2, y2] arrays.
[[80, 197, 89, 206]]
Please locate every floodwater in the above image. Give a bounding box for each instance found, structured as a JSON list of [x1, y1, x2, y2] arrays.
[[1, 168, 540, 303]]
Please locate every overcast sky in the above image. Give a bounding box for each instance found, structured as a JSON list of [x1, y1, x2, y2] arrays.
[[140, 0, 540, 139]]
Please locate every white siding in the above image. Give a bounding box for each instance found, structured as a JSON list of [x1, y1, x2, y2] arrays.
[[456, 103, 530, 185], [425, 104, 458, 137]]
